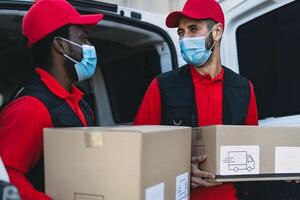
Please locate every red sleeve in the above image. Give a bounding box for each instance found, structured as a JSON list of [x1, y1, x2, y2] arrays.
[[0, 96, 52, 200], [134, 78, 162, 125], [245, 81, 259, 125]]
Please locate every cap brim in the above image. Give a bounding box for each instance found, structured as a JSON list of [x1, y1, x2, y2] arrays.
[[70, 14, 104, 31], [166, 10, 211, 28]]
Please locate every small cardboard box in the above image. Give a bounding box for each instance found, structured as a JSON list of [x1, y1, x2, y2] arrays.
[[192, 125, 300, 182], [44, 125, 191, 200]]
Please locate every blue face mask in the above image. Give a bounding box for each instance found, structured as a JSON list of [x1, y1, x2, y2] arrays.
[[58, 37, 97, 82], [179, 26, 216, 67]]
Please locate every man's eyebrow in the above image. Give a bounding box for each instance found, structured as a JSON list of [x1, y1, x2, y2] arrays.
[[187, 24, 199, 29]]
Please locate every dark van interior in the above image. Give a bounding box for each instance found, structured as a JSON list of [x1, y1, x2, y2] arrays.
[[0, 1, 177, 125]]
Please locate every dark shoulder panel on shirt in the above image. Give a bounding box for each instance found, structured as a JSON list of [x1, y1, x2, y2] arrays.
[[223, 66, 250, 89], [157, 64, 191, 88]]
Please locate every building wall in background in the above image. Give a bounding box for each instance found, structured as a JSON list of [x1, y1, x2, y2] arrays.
[[98, 0, 232, 14], [99, 0, 186, 13]]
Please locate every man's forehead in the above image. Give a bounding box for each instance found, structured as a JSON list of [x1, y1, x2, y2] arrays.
[[69, 25, 89, 37], [70, 25, 87, 33], [178, 17, 207, 27]]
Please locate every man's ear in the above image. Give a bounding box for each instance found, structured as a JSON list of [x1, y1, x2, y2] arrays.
[[53, 37, 69, 54], [212, 23, 223, 42]]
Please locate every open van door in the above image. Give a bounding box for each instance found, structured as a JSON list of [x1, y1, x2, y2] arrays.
[[220, 0, 300, 126], [0, 0, 179, 126]]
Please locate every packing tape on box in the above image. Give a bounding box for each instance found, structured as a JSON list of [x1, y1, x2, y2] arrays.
[[84, 132, 103, 148], [192, 128, 205, 157]]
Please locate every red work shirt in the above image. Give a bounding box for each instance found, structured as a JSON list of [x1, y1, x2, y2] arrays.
[[134, 66, 258, 200], [0, 68, 90, 200]]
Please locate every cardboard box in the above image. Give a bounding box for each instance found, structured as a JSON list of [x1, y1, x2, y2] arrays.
[[192, 125, 300, 182], [44, 126, 191, 200]]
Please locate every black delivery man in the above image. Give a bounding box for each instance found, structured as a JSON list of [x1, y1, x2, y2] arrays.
[[0, 0, 103, 199]]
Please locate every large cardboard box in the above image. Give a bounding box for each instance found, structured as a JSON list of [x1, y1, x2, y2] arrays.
[[192, 125, 300, 182], [44, 126, 191, 200]]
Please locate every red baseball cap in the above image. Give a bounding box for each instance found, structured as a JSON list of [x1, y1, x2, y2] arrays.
[[166, 0, 224, 28], [22, 0, 104, 46]]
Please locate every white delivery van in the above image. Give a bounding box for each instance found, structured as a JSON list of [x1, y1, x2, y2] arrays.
[[0, 0, 179, 126], [219, 0, 300, 126], [0, 0, 299, 127]]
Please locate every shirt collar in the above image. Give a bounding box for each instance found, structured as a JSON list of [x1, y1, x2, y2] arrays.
[[190, 65, 224, 84], [35, 68, 84, 101]]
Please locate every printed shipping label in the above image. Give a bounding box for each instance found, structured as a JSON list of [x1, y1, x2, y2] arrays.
[[176, 172, 189, 200], [145, 182, 164, 200], [275, 147, 300, 173]]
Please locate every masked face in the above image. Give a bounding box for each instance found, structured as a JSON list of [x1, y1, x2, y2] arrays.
[[58, 37, 97, 82], [179, 24, 216, 67]]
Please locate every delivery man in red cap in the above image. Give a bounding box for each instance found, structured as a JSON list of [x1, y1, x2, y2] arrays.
[[0, 0, 103, 199], [134, 0, 258, 199]]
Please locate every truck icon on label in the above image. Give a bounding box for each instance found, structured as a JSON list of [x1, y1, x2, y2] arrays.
[[223, 151, 255, 172]]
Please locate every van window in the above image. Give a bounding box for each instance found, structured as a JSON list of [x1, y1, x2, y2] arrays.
[[236, 1, 300, 120]]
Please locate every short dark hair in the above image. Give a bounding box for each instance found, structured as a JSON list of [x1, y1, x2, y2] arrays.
[[26, 25, 70, 71], [204, 19, 217, 30]]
